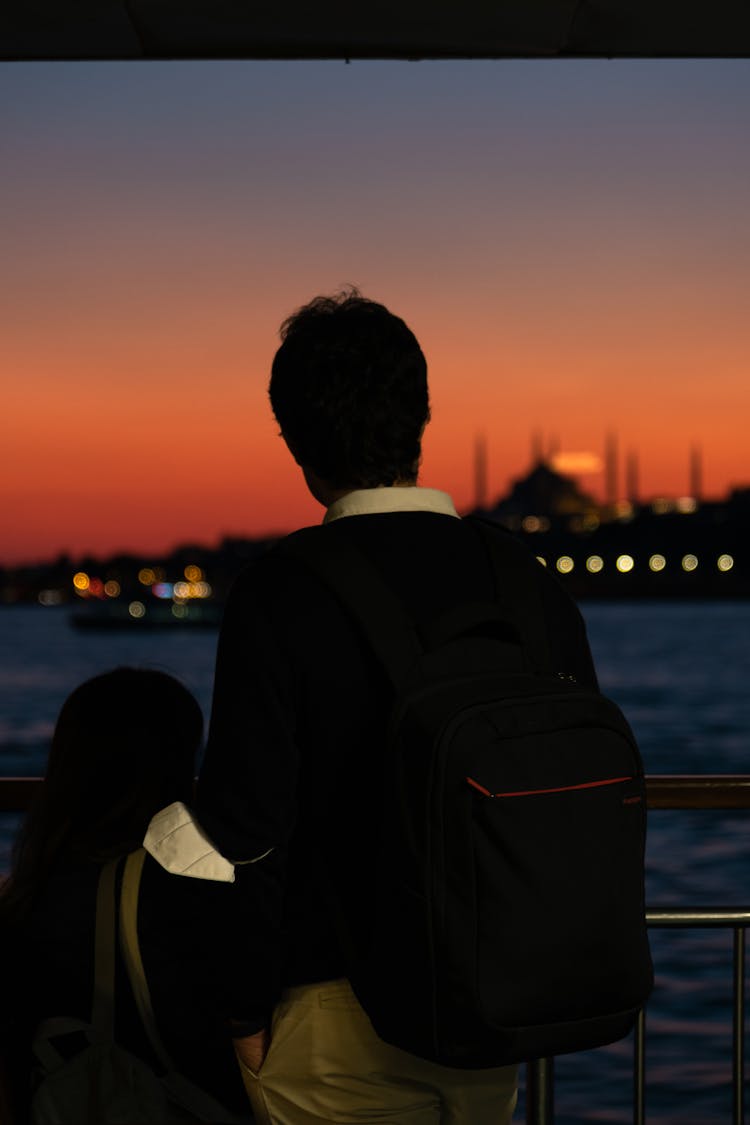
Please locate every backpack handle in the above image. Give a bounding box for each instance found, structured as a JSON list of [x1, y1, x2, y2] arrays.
[[419, 601, 525, 652]]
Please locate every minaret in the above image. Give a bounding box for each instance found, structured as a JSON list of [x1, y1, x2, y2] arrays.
[[474, 432, 488, 510], [626, 449, 639, 506], [531, 429, 544, 465], [689, 444, 702, 502], [605, 431, 618, 507]]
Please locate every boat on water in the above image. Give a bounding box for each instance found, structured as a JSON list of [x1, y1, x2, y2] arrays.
[[69, 598, 223, 630]]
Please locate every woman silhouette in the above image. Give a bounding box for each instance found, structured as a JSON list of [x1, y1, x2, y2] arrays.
[[0, 667, 256, 1123]]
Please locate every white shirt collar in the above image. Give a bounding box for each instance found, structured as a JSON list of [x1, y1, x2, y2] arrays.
[[323, 486, 459, 524]]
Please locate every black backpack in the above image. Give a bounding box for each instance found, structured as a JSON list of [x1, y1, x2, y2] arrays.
[[283, 516, 654, 1068]]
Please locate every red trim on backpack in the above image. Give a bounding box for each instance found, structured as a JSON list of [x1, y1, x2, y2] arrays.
[[466, 777, 494, 797], [466, 775, 634, 798]]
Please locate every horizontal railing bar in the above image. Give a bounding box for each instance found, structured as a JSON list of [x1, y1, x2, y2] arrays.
[[0, 777, 40, 809], [0, 776, 201, 811], [645, 775, 750, 809], [646, 907, 750, 926], [2, 775, 750, 812]]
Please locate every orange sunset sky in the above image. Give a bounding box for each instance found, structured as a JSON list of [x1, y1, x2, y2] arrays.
[[2, 60, 749, 565]]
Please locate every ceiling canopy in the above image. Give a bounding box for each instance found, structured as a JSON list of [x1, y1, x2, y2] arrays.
[[4, 1, 750, 61]]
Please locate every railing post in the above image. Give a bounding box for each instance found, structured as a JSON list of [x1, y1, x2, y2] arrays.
[[525, 1057, 554, 1124], [733, 926, 745, 1125], [633, 1007, 646, 1125]]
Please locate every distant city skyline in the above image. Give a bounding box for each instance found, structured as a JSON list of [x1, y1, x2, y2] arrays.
[[3, 435, 745, 570], [490, 431, 714, 508], [3, 59, 749, 564]]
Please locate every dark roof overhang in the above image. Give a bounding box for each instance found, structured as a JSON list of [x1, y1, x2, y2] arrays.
[[3, 1, 750, 62]]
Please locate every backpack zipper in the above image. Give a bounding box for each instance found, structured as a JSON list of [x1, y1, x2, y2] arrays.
[[466, 775, 634, 798]]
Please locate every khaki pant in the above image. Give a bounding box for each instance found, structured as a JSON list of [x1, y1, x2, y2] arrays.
[[237, 979, 518, 1125]]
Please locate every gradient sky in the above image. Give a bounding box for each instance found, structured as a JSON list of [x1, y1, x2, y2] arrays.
[[2, 60, 749, 564]]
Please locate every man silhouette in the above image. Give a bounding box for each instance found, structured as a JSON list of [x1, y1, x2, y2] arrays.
[[196, 289, 599, 1124]]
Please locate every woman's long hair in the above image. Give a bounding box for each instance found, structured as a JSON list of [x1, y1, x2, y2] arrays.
[[0, 666, 203, 931]]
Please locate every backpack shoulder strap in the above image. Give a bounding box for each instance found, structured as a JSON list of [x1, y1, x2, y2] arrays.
[[281, 523, 423, 691], [465, 515, 553, 675]]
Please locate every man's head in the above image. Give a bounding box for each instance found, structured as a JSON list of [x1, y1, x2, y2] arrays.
[[269, 288, 430, 495]]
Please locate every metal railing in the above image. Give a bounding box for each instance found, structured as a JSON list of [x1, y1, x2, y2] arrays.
[[525, 775, 750, 1125], [2, 775, 749, 1123], [526, 905, 749, 1125], [2, 772, 748, 812]]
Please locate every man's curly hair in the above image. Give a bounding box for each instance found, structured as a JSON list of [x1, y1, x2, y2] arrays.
[[269, 288, 430, 488]]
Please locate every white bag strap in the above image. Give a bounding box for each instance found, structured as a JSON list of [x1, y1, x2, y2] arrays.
[[117, 848, 174, 1073], [118, 848, 239, 1123]]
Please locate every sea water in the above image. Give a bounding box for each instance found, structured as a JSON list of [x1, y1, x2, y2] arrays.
[[1, 601, 749, 1122]]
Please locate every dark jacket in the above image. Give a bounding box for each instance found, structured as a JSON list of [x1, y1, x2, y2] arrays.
[[198, 510, 599, 1022]]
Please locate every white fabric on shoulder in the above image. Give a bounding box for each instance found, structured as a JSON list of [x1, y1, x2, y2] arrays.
[[143, 801, 236, 883]]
